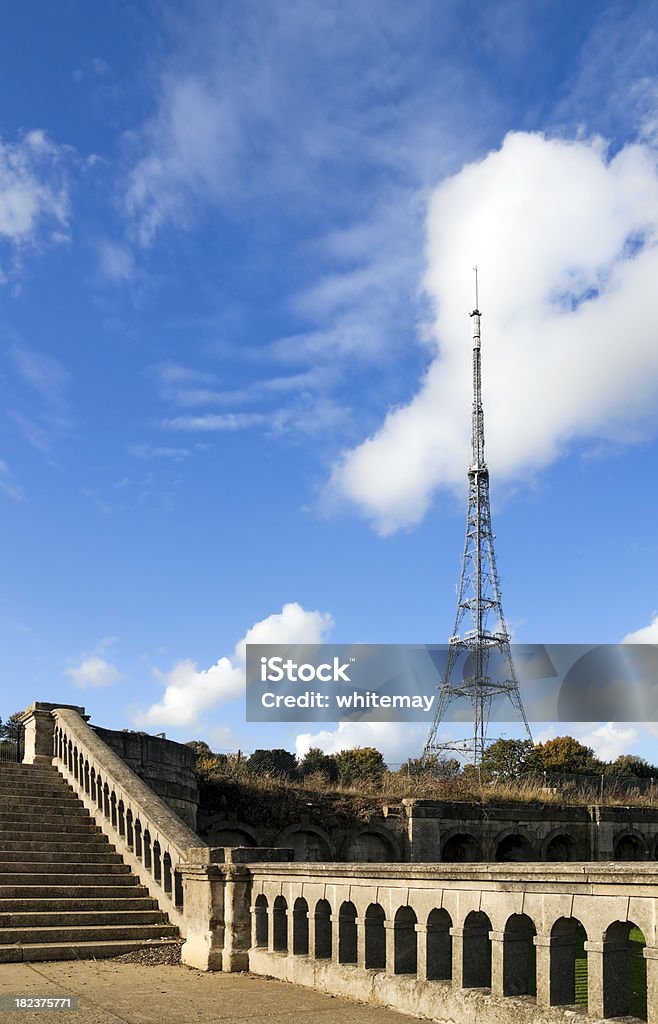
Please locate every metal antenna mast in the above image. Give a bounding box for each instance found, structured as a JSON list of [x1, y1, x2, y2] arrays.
[[424, 270, 532, 767]]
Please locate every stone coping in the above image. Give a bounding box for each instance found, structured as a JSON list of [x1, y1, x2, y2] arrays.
[[53, 707, 204, 861]]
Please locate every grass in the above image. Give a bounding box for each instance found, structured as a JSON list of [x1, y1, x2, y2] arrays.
[[197, 763, 658, 810]]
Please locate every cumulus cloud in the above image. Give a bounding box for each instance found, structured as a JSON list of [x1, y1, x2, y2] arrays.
[[623, 615, 658, 642], [533, 721, 642, 761], [331, 131, 658, 534], [135, 602, 335, 729], [295, 721, 427, 765], [65, 653, 124, 689]]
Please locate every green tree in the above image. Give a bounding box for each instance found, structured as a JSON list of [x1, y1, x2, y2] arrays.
[[333, 747, 387, 786], [480, 739, 537, 782], [533, 736, 602, 775], [298, 747, 339, 782], [399, 754, 461, 780], [246, 748, 298, 780], [604, 754, 658, 778]]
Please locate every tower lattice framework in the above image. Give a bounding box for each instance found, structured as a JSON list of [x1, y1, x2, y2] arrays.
[[424, 276, 532, 766]]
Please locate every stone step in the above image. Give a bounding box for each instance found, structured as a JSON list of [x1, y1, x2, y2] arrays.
[[0, 824, 101, 837], [0, 924, 177, 944], [0, 884, 150, 898], [0, 810, 93, 825], [0, 766, 59, 778], [0, 790, 86, 806], [0, 861, 130, 875], [0, 850, 123, 864], [0, 871, 139, 886], [0, 938, 181, 964], [0, 897, 158, 912], [0, 783, 75, 796], [0, 838, 113, 852], [0, 910, 167, 928]]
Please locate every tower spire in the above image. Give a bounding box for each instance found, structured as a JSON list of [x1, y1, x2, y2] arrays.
[[424, 276, 532, 768]]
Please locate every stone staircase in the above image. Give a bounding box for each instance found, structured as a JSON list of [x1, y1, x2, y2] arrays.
[[0, 762, 179, 962]]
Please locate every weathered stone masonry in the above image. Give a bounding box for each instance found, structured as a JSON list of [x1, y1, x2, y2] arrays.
[[16, 703, 658, 1023]]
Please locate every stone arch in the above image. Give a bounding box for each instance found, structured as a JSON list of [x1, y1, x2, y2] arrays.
[[394, 906, 417, 975], [427, 908, 452, 981], [293, 897, 309, 955], [338, 901, 357, 963], [441, 830, 482, 862], [549, 917, 588, 1007], [274, 824, 334, 862], [200, 818, 259, 848], [462, 910, 492, 989], [364, 903, 386, 969], [493, 828, 536, 862], [542, 829, 579, 862], [273, 895, 288, 952], [254, 894, 268, 948], [614, 830, 648, 861], [602, 920, 647, 1020], [341, 826, 400, 863], [503, 913, 536, 997], [314, 899, 331, 959]]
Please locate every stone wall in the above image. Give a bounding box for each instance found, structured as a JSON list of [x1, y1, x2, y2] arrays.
[[197, 795, 658, 863], [179, 853, 658, 1024], [92, 726, 199, 830]]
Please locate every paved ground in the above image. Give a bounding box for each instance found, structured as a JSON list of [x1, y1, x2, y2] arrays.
[[0, 962, 414, 1024]]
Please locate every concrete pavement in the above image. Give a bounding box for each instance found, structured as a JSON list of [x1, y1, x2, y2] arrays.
[[0, 961, 416, 1024]]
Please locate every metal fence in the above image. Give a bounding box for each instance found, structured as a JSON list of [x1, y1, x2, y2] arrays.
[[0, 721, 24, 763]]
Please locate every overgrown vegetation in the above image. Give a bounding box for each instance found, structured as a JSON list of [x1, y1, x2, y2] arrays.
[[186, 736, 658, 808]]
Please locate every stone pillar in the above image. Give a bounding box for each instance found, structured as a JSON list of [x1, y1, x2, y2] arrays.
[[644, 946, 658, 1024], [415, 924, 427, 981], [534, 935, 553, 1007], [179, 848, 226, 971], [222, 865, 251, 971], [20, 705, 55, 765], [331, 914, 340, 964], [356, 918, 367, 968], [384, 920, 396, 973], [450, 927, 464, 988], [20, 702, 89, 766], [403, 800, 441, 862], [489, 931, 505, 996], [585, 939, 629, 1018]]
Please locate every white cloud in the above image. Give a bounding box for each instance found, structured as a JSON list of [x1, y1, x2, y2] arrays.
[[623, 615, 658, 642], [97, 240, 134, 283], [577, 722, 640, 761], [295, 721, 427, 765], [125, 75, 237, 246], [164, 412, 266, 431], [0, 131, 70, 275], [65, 655, 124, 689], [0, 459, 24, 501], [135, 602, 335, 729], [533, 721, 642, 762], [331, 131, 658, 534]]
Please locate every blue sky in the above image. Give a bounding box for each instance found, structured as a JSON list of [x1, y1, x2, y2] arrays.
[[3, 0, 658, 765]]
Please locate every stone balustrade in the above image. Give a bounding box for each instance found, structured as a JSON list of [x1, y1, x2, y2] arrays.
[[46, 705, 205, 932], [181, 853, 658, 1023]]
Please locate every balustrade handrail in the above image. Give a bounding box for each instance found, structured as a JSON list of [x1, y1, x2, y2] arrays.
[[51, 707, 206, 930]]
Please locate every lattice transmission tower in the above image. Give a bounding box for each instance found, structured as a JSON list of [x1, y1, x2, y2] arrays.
[[424, 271, 532, 767]]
